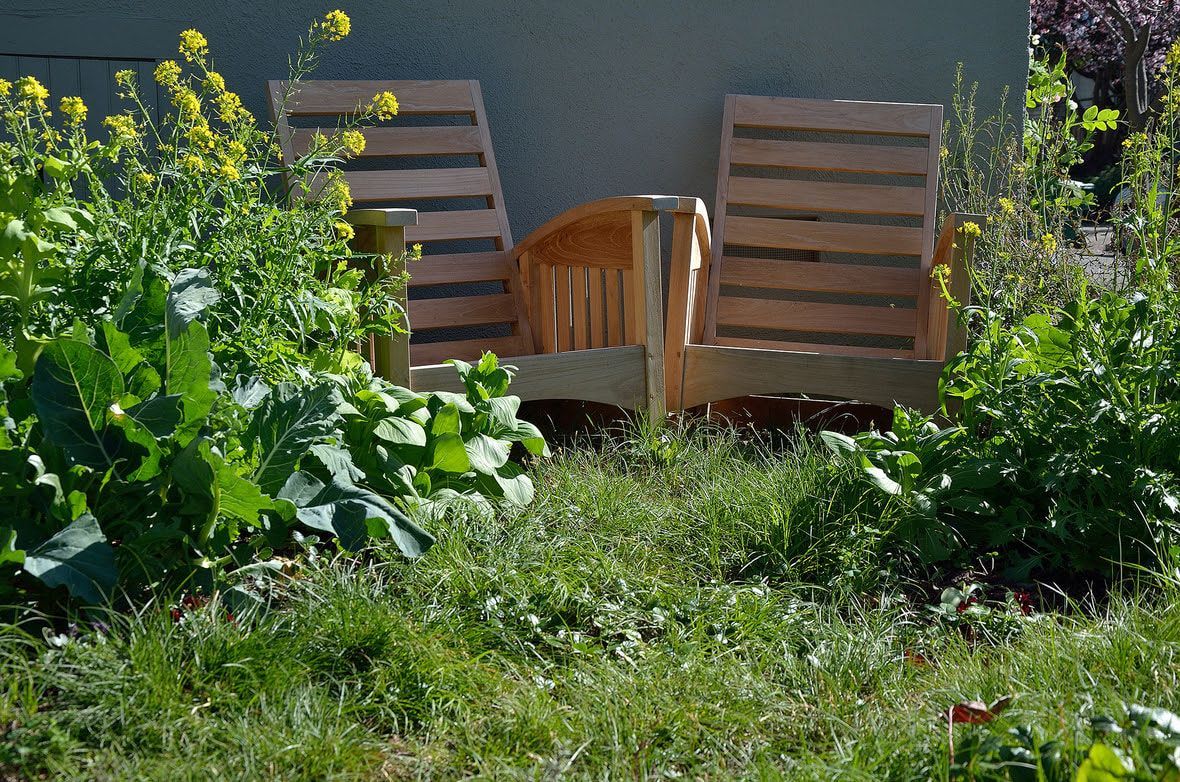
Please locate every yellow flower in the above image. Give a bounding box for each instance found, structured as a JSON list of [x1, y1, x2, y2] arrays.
[[178, 29, 209, 62], [135, 171, 156, 187], [1166, 40, 1180, 71], [334, 220, 355, 241], [154, 59, 182, 89], [959, 220, 982, 238], [214, 91, 246, 123], [1040, 232, 1058, 254], [173, 88, 202, 121], [103, 114, 140, 144], [186, 123, 216, 150], [369, 91, 399, 120], [325, 174, 352, 213], [410, 243, 423, 260], [217, 162, 240, 180], [0, 78, 10, 97], [115, 69, 137, 88], [59, 96, 87, 125], [939, 146, 949, 160], [15, 76, 49, 108], [341, 129, 366, 156], [203, 71, 226, 93], [997, 197, 1016, 217], [219, 139, 247, 163], [320, 10, 351, 41], [182, 154, 206, 174]]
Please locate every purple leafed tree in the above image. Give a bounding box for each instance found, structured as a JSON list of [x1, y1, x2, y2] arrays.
[[1032, 0, 1180, 129]]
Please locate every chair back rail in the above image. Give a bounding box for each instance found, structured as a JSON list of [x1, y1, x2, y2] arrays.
[[269, 78, 533, 364], [704, 95, 943, 359]]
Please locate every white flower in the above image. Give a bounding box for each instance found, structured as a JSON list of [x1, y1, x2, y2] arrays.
[[1068, 99, 1078, 110], [1031, 34, 1041, 46]]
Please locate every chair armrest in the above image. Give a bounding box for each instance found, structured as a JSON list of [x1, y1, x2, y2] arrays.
[[511, 195, 693, 258], [345, 208, 419, 227], [924, 212, 985, 361], [663, 198, 713, 410]]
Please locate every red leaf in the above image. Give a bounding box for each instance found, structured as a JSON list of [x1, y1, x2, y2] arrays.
[[949, 695, 1013, 724]]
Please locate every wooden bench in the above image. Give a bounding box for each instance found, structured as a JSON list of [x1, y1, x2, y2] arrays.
[[270, 79, 687, 420], [664, 95, 982, 413]]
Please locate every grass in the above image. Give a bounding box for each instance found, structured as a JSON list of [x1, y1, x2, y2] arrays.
[[2, 424, 1178, 780]]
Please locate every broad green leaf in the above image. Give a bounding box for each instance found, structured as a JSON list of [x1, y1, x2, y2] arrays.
[[465, 433, 510, 475], [307, 443, 366, 482], [1076, 743, 1131, 781], [372, 416, 426, 447], [820, 430, 858, 457], [23, 514, 115, 604], [429, 432, 471, 473], [166, 320, 217, 443], [32, 339, 124, 469], [431, 402, 462, 435], [0, 527, 24, 566], [165, 268, 221, 340], [125, 394, 182, 438], [249, 383, 341, 495], [864, 466, 903, 495], [280, 474, 433, 556]]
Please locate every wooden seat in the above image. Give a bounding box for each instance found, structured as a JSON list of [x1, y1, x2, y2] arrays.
[[269, 79, 681, 419], [664, 95, 983, 412]]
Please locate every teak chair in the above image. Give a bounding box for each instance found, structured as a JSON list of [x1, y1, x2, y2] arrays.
[[269, 79, 682, 420], [664, 95, 982, 413]]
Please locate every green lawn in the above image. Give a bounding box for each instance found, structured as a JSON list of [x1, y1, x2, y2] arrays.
[[2, 425, 1177, 780]]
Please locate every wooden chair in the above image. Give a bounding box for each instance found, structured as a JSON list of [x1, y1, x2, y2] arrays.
[[269, 79, 684, 420], [664, 95, 982, 413]]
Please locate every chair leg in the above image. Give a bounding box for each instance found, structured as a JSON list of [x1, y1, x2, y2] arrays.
[[630, 209, 666, 423]]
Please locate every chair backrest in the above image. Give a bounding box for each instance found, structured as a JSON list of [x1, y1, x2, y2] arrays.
[[268, 79, 532, 366], [705, 95, 943, 359]]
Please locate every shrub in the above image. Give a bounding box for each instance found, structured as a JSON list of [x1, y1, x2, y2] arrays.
[[0, 16, 548, 607]]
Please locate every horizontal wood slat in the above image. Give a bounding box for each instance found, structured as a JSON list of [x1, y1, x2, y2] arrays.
[[410, 335, 525, 366], [719, 257, 921, 297], [724, 216, 924, 256], [406, 210, 502, 242], [726, 177, 926, 216], [715, 296, 918, 336], [680, 344, 942, 411], [281, 80, 475, 115], [729, 138, 929, 175], [290, 126, 483, 157], [714, 335, 913, 358], [411, 346, 647, 409], [410, 293, 517, 330], [341, 168, 492, 201], [732, 95, 935, 136], [407, 252, 513, 286]]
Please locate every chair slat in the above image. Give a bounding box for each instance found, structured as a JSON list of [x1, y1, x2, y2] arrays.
[[727, 178, 926, 216], [554, 265, 572, 352], [280, 79, 476, 115], [410, 293, 517, 330], [410, 336, 526, 366], [290, 126, 483, 157], [714, 335, 913, 358], [342, 168, 493, 201], [719, 257, 920, 297], [407, 252, 513, 287], [729, 138, 929, 175], [588, 269, 606, 348], [605, 269, 623, 346], [732, 95, 934, 136], [571, 266, 589, 350], [406, 210, 502, 243], [715, 297, 917, 337], [725, 216, 924, 256]]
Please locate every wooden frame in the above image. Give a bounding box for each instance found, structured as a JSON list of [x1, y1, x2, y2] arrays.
[[269, 79, 685, 420], [664, 94, 984, 413]]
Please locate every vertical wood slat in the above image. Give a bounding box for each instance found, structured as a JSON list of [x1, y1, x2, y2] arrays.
[[664, 210, 698, 411], [913, 104, 943, 359], [621, 269, 635, 345], [605, 270, 623, 346], [370, 225, 411, 387], [554, 264, 571, 352], [537, 262, 557, 354], [571, 265, 589, 350], [588, 269, 605, 348], [630, 209, 666, 421], [704, 94, 737, 343]]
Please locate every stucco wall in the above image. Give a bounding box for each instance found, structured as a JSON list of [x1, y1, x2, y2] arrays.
[[4, 1, 1030, 237]]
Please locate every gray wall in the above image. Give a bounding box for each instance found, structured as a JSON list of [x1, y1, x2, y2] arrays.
[[2, 1, 1030, 238]]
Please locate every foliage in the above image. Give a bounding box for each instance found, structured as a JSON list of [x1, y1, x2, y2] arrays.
[[0, 15, 410, 381], [838, 42, 1180, 582], [0, 427, 1178, 779], [1032, 0, 1180, 126], [0, 17, 547, 608]]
